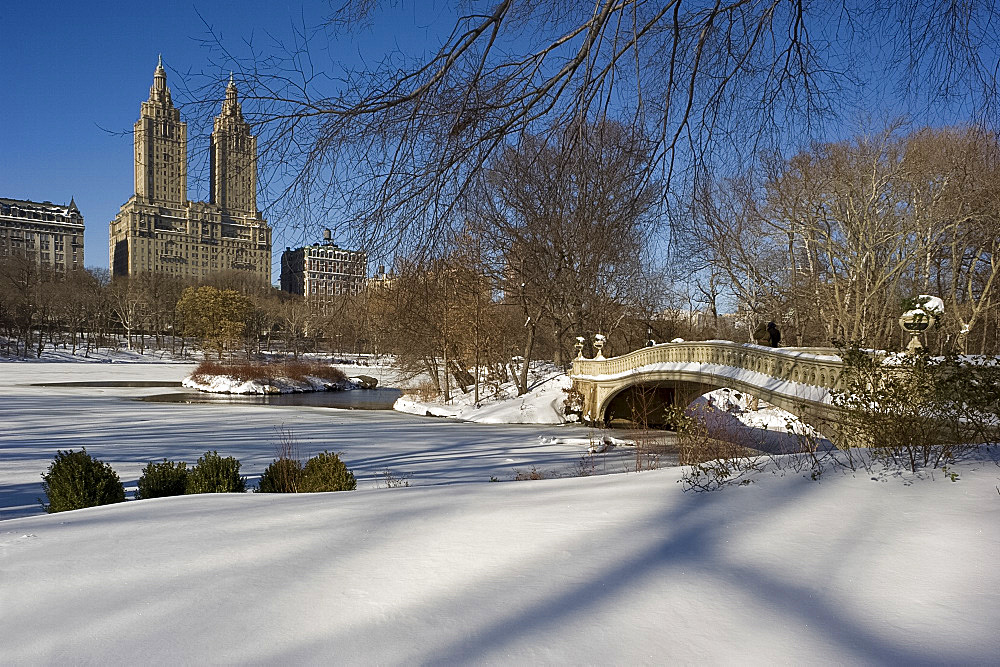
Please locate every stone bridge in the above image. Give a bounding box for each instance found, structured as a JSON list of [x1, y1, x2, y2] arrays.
[[569, 340, 848, 434]]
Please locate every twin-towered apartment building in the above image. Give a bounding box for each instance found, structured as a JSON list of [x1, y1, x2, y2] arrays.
[[108, 57, 272, 282], [2, 58, 367, 306]]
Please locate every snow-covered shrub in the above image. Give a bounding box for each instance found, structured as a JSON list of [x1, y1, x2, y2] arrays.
[[375, 468, 411, 488], [512, 466, 547, 480], [186, 451, 247, 494], [413, 380, 440, 401], [562, 387, 583, 421], [136, 459, 188, 499], [833, 348, 997, 471], [188, 360, 347, 386], [299, 451, 357, 492], [257, 458, 303, 493], [669, 405, 765, 491], [41, 448, 126, 513]]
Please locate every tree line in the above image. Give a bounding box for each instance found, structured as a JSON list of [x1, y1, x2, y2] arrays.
[[681, 124, 1000, 354], [0, 258, 372, 360], [4, 122, 996, 387]]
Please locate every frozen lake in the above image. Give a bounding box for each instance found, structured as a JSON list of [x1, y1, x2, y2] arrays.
[[140, 387, 404, 409], [0, 362, 648, 520]]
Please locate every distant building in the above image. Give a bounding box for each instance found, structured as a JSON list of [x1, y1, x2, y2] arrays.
[[280, 230, 367, 309], [366, 264, 395, 292], [0, 197, 85, 271], [108, 58, 271, 282]]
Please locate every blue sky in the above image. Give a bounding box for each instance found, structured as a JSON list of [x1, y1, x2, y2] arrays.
[[0, 1, 453, 277], [3, 2, 996, 280]]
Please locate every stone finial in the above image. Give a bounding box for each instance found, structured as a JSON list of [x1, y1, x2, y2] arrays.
[[593, 333, 606, 360]]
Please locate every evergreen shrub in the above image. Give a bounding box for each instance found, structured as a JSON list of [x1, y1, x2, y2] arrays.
[[186, 451, 247, 494], [300, 451, 357, 492], [41, 448, 126, 513], [136, 459, 188, 499], [257, 457, 303, 493]]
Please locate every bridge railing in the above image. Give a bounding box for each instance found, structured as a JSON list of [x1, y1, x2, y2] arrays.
[[571, 341, 847, 392]]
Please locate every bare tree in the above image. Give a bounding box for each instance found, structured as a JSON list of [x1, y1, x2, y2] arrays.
[[475, 121, 661, 372], [108, 277, 149, 352], [898, 127, 1000, 353], [685, 123, 1000, 352], [173, 1, 1000, 260]]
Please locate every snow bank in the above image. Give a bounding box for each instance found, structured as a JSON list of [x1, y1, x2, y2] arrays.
[[2, 458, 999, 664], [182, 373, 353, 395], [394, 368, 573, 424], [703, 387, 822, 437]]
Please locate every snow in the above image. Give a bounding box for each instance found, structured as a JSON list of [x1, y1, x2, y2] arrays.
[[702, 387, 822, 434], [393, 369, 573, 424], [918, 294, 945, 315], [0, 362, 636, 520], [719, 341, 843, 362], [2, 359, 999, 663], [2, 452, 998, 663], [182, 372, 352, 394]]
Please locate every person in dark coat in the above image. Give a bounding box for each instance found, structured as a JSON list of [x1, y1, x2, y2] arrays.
[[767, 321, 781, 347]]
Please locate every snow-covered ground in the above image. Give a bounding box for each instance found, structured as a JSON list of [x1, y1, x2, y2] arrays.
[[183, 372, 352, 394], [393, 367, 573, 424], [2, 358, 999, 663], [2, 453, 999, 663]]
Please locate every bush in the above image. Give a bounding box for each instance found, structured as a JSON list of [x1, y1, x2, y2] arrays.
[[258, 457, 303, 493], [41, 448, 126, 513], [189, 360, 346, 385], [186, 451, 247, 494], [300, 451, 357, 492], [833, 347, 997, 471], [669, 405, 767, 491], [512, 466, 546, 481], [136, 459, 188, 499]]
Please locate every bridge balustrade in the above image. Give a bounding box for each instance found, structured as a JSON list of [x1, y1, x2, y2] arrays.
[[572, 341, 846, 392]]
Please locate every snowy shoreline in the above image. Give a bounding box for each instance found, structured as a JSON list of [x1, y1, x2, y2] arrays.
[[181, 373, 371, 395], [392, 371, 573, 424]]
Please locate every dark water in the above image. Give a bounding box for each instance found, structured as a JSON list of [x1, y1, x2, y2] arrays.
[[139, 388, 403, 410]]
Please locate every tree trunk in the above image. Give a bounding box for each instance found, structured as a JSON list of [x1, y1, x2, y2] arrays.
[[441, 339, 451, 403], [517, 321, 536, 396]]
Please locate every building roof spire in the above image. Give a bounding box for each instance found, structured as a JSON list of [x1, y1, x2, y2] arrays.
[[221, 73, 242, 119], [149, 54, 173, 106]]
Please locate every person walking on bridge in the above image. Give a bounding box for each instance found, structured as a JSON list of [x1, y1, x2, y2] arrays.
[[767, 321, 781, 347]]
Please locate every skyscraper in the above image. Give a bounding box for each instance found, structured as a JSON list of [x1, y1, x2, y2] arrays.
[[109, 57, 271, 282]]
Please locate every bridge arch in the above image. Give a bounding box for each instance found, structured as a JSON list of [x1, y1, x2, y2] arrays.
[[570, 341, 847, 438]]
